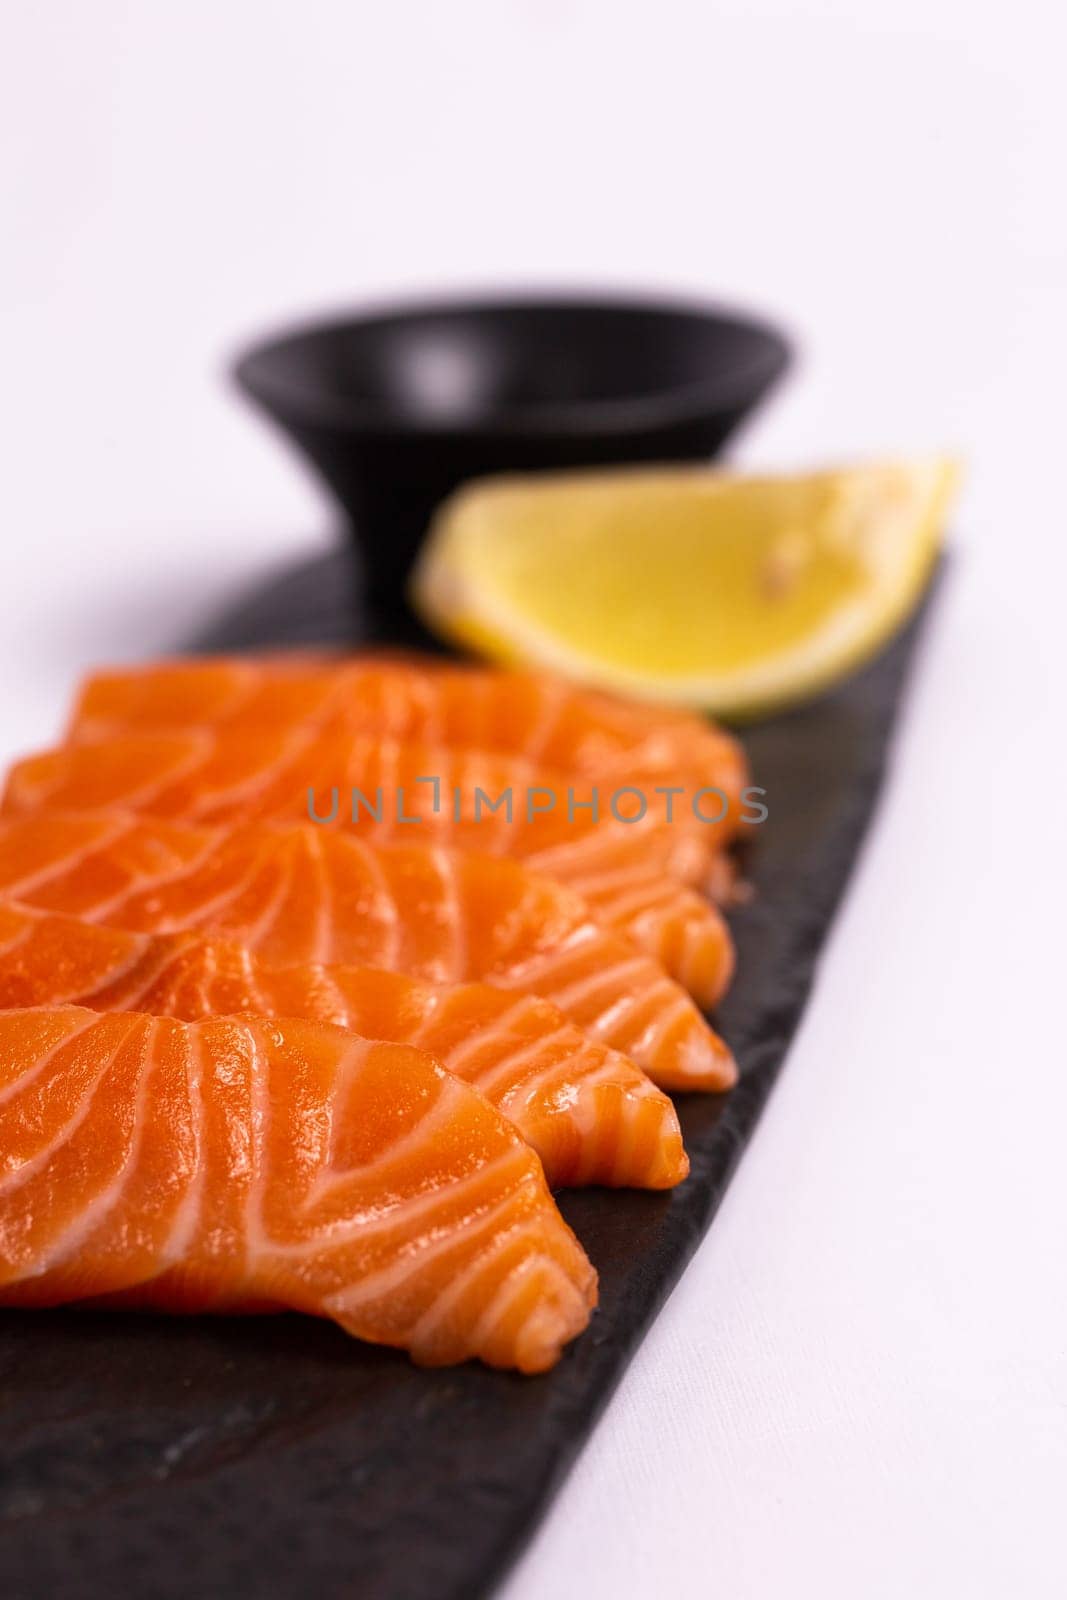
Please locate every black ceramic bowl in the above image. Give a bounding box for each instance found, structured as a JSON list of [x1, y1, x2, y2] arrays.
[[232, 294, 791, 609]]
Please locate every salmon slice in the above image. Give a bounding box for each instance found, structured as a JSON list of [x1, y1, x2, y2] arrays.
[[529, 831, 736, 1007], [0, 901, 688, 1189], [67, 652, 749, 815], [0, 1006, 596, 1371], [0, 813, 736, 1091], [3, 730, 734, 1006]]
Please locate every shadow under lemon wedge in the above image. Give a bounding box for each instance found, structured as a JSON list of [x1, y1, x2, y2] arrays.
[[411, 457, 960, 718]]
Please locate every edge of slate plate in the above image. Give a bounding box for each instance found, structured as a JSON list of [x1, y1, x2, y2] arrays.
[[0, 553, 945, 1600]]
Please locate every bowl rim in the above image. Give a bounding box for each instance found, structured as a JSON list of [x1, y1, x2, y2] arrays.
[[230, 290, 793, 439]]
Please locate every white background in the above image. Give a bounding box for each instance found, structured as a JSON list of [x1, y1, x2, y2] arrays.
[[2, 3, 1065, 1596]]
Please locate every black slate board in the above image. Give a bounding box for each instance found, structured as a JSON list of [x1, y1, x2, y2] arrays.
[[0, 552, 942, 1600]]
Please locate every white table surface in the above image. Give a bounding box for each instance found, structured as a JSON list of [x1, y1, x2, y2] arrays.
[[2, 4, 1065, 1596]]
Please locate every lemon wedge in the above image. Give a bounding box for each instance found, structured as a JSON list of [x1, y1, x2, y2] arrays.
[[411, 457, 959, 717]]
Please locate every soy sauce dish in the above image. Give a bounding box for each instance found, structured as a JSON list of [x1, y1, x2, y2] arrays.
[[231, 293, 792, 605]]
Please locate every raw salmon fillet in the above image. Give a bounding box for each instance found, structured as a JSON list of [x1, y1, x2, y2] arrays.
[[0, 1006, 596, 1371], [0, 813, 736, 1091], [68, 653, 749, 813], [3, 731, 734, 1007], [0, 901, 687, 1189]]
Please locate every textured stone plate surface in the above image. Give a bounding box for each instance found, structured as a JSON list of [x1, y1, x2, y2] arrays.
[[0, 553, 940, 1600]]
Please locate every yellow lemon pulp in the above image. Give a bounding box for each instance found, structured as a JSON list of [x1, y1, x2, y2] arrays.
[[411, 458, 960, 718]]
